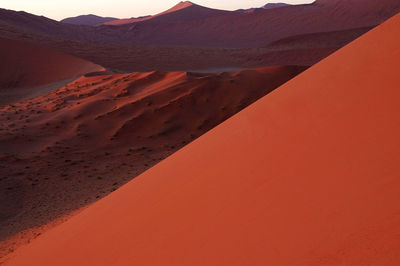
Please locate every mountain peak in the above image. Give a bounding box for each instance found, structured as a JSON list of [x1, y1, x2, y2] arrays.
[[155, 1, 201, 17], [168, 1, 196, 12]]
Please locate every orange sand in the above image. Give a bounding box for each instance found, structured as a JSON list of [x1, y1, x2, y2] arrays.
[[0, 66, 305, 260]]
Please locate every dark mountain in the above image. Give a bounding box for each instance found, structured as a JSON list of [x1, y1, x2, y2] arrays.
[[237, 2, 290, 13], [263, 3, 290, 9], [61, 14, 117, 26]]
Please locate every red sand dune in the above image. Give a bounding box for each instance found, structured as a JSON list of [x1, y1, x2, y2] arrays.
[[0, 38, 101, 89], [5, 10, 400, 266], [0, 65, 306, 260]]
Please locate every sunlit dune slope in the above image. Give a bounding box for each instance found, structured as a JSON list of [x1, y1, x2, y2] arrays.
[[0, 66, 306, 260], [6, 9, 400, 266]]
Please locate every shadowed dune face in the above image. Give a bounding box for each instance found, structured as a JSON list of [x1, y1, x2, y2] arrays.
[[0, 66, 306, 259], [4, 12, 400, 266], [0, 38, 101, 89], [0, 38, 102, 106]]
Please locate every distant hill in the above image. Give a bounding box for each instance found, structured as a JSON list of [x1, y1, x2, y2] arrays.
[[61, 14, 117, 26], [263, 3, 290, 9], [237, 2, 290, 13], [0, 37, 102, 106], [0, 37, 101, 89]]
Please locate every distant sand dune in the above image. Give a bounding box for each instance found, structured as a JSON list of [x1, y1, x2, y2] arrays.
[[0, 38, 102, 106]]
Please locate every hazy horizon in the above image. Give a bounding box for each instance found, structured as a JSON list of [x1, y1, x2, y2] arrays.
[[1, 0, 315, 21]]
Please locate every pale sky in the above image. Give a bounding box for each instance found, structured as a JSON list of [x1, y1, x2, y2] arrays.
[[0, 0, 314, 21]]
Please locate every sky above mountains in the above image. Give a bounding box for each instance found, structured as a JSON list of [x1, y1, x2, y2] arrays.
[[1, 0, 314, 20]]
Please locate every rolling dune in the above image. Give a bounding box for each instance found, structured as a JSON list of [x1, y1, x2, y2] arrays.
[[0, 66, 306, 260]]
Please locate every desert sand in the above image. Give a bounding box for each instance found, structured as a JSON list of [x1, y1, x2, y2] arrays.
[[4, 9, 400, 266], [0, 38, 101, 88], [0, 66, 306, 260]]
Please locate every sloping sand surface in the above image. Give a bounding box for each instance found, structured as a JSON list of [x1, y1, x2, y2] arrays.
[[5, 10, 400, 266], [0, 66, 305, 260]]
